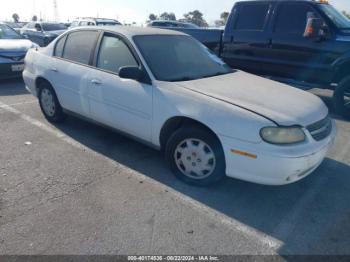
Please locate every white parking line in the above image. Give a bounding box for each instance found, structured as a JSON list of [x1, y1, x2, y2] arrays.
[[0, 100, 283, 251], [0, 100, 37, 108]]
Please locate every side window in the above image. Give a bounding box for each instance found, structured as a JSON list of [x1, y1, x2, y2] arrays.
[[79, 21, 88, 26], [234, 3, 270, 31], [63, 31, 99, 65], [54, 35, 67, 57], [26, 23, 34, 29], [97, 35, 138, 74], [274, 3, 317, 35]]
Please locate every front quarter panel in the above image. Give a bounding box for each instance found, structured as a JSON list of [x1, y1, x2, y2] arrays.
[[152, 80, 273, 147]]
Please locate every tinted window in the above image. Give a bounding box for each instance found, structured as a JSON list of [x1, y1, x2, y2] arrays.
[[54, 35, 67, 57], [134, 35, 232, 82], [234, 3, 269, 31], [42, 23, 67, 31], [97, 35, 138, 73], [63, 31, 99, 64], [275, 3, 315, 34]]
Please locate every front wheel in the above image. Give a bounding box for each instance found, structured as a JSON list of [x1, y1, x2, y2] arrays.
[[333, 76, 350, 119], [165, 127, 226, 186]]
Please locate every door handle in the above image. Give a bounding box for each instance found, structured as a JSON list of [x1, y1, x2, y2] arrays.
[[51, 67, 58, 72], [91, 79, 102, 85]]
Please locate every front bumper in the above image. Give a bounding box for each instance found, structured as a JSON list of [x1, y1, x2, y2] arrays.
[[0, 62, 25, 80], [220, 120, 337, 186]]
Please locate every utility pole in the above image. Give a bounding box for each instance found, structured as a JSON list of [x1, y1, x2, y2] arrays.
[[53, 0, 59, 22]]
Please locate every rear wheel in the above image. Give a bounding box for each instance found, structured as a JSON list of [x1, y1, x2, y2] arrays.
[[334, 76, 350, 119], [165, 127, 226, 186], [38, 81, 66, 123]]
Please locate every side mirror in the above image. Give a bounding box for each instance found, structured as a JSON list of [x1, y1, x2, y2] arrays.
[[304, 18, 325, 39], [119, 66, 143, 81]]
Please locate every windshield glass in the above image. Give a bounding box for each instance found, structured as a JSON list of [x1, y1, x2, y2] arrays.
[[42, 23, 67, 31], [134, 35, 232, 82], [0, 24, 23, 39], [319, 4, 350, 29]]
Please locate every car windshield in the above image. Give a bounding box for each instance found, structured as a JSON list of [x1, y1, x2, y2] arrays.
[[42, 23, 67, 31], [319, 4, 350, 29], [134, 35, 232, 82], [0, 24, 23, 39]]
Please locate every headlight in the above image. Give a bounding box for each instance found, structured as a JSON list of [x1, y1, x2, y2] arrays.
[[260, 127, 306, 145]]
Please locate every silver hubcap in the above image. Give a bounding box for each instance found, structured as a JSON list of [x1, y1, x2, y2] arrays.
[[174, 138, 216, 180], [41, 89, 56, 117]]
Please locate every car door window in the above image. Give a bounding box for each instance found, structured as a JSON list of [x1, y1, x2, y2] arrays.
[[274, 3, 318, 35], [234, 3, 270, 31], [96, 35, 138, 74], [63, 31, 99, 65], [54, 35, 67, 57]]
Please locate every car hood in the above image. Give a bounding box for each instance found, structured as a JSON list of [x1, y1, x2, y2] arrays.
[[175, 71, 328, 127], [0, 39, 34, 52]]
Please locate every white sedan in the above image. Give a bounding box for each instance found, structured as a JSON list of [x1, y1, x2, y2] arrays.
[[23, 27, 336, 186]]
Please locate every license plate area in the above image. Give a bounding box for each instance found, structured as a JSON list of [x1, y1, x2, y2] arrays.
[[11, 64, 24, 72]]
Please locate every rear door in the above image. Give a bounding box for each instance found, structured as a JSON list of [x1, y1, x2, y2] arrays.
[[266, 2, 335, 84], [87, 33, 153, 142], [221, 2, 271, 74], [49, 30, 100, 117]]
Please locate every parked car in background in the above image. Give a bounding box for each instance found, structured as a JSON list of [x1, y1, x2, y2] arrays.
[[3, 22, 27, 33], [20, 22, 67, 47], [69, 18, 122, 29], [170, 0, 350, 119], [23, 27, 335, 186], [0, 23, 38, 79], [148, 20, 199, 29]]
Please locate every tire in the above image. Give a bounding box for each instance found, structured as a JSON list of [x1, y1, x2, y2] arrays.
[[38, 81, 66, 123], [333, 76, 350, 120], [165, 126, 226, 186]]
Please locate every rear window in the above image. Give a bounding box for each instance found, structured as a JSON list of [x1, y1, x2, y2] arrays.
[[42, 23, 67, 31], [63, 31, 99, 65], [234, 3, 270, 31], [54, 35, 67, 57]]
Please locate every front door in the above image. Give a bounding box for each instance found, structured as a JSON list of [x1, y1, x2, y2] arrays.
[[88, 33, 153, 142], [266, 2, 337, 85]]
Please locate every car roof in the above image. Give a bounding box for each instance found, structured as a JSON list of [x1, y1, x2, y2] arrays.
[[70, 26, 187, 38]]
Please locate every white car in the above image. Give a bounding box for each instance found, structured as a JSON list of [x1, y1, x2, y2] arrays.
[[23, 27, 336, 186]]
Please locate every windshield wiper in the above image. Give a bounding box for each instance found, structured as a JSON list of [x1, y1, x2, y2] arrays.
[[169, 76, 195, 82]]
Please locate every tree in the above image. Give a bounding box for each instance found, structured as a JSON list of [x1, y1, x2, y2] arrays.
[[183, 10, 208, 27], [149, 14, 157, 21], [12, 13, 20, 23], [220, 12, 230, 24], [159, 12, 176, 21], [343, 11, 350, 19], [32, 15, 38, 22]]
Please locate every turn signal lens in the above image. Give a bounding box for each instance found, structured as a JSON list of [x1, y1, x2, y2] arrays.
[[260, 127, 306, 145]]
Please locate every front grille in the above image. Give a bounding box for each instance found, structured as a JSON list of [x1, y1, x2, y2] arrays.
[[307, 115, 332, 141], [0, 54, 25, 62]]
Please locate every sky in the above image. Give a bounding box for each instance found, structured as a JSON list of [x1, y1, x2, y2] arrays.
[[0, 0, 349, 25]]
